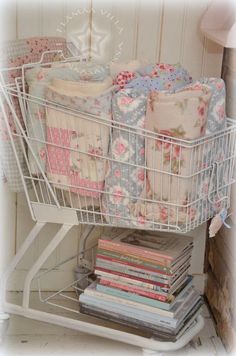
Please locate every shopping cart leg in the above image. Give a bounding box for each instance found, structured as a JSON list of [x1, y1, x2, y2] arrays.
[[22, 223, 73, 308], [0, 222, 45, 313]]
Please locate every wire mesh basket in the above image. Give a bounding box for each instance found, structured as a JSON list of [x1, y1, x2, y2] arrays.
[[0, 56, 236, 233]]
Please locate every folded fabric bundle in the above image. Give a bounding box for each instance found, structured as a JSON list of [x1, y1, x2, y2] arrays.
[[102, 64, 198, 228], [45, 79, 113, 198], [129, 190, 198, 227], [137, 63, 190, 78], [0, 36, 70, 192], [198, 77, 226, 134], [125, 63, 192, 92], [68, 62, 109, 81], [25, 62, 110, 175], [113, 70, 138, 90], [26, 65, 82, 175], [102, 88, 148, 226], [198, 77, 228, 216], [146, 83, 212, 199], [52, 76, 113, 95], [130, 82, 212, 227]]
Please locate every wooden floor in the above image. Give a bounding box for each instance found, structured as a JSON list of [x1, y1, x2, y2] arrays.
[[0, 292, 227, 356]]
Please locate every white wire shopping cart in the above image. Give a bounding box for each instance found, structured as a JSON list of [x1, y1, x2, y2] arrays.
[[0, 51, 235, 355]]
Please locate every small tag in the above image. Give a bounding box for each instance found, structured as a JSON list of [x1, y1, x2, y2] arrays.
[[209, 208, 231, 238]]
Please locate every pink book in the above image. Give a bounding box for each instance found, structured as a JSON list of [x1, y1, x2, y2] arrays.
[[100, 278, 168, 302], [98, 233, 193, 266], [95, 267, 170, 289], [96, 254, 171, 277]]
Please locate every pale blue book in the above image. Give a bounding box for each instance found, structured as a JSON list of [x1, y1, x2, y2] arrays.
[[96, 278, 192, 311], [80, 289, 201, 329], [79, 293, 177, 328]]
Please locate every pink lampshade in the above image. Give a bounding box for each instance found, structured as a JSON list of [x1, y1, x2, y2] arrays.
[[200, 0, 236, 48]]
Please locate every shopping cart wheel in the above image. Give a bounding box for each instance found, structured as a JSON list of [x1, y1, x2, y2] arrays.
[[0, 313, 9, 344]]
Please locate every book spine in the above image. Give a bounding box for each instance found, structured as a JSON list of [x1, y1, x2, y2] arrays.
[[99, 279, 168, 302], [80, 293, 178, 328], [80, 304, 177, 340], [97, 249, 170, 272], [98, 239, 173, 263], [96, 254, 171, 278], [96, 260, 170, 285], [98, 274, 168, 294], [96, 284, 172, 312], [95, 267, 170, 292], [83, 289, 174, 319], [99, 246, 170, 266]]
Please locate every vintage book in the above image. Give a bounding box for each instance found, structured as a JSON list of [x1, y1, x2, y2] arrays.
[[98, 233, 193, 267], [99, 275, 193, 302], [80, 293, 177, 328], [80, 303, 201, 341], [96, 276, 193, 310], [96, 248, 171, 273], [97, 270, 170, 293], [95, 268, 189, 297], [95, 259, 191, 287], [79, 291, 202, 329], [84, 281, 198, 319], [99, 278, 168, 302], [95, 267, 189, 294], [96, 254, 191, 282], [98, 276, 193, 310], [96, 260, 172, 285], [96, 254, 171, 279], [96, 250, 192, 278]]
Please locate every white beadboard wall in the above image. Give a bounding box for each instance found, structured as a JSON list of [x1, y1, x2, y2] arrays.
[[1, 0, 224, 291]]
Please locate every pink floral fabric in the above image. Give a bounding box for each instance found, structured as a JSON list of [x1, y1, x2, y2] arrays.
[[0, 37, 70, 192], [45, 79, 113, 198], [146, 83, 212, 204], [199, 78, 226, 134], [102, 88, 148, 227], [129, 181, 198, 228], [113, 71, 137, 89]]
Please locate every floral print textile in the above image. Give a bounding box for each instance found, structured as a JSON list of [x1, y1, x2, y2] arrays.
[[126, 63, 192, 92], [102, 88, 148, 226], [145, 83, 212, 205], [113, 71, 137, 90], [45, 81, 113, 198], [199, 77, 226, 134], [0, 37, 70, 191]]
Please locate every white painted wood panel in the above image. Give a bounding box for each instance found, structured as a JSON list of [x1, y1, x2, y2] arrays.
[[159, 0, 187, 64], [41, 0, 66, 37], [110, 0, 139, 61], [65, 0, 91, 55], [1, 0, 17, 41], [1, 0, 224, 291], [16, 0, 42, 39], [90, 0, 113, 62], [181, 0, 209, 79], [135, 0, 163, 62]]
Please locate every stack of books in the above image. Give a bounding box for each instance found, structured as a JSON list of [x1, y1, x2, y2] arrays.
[[79, 232, 203, 341]]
